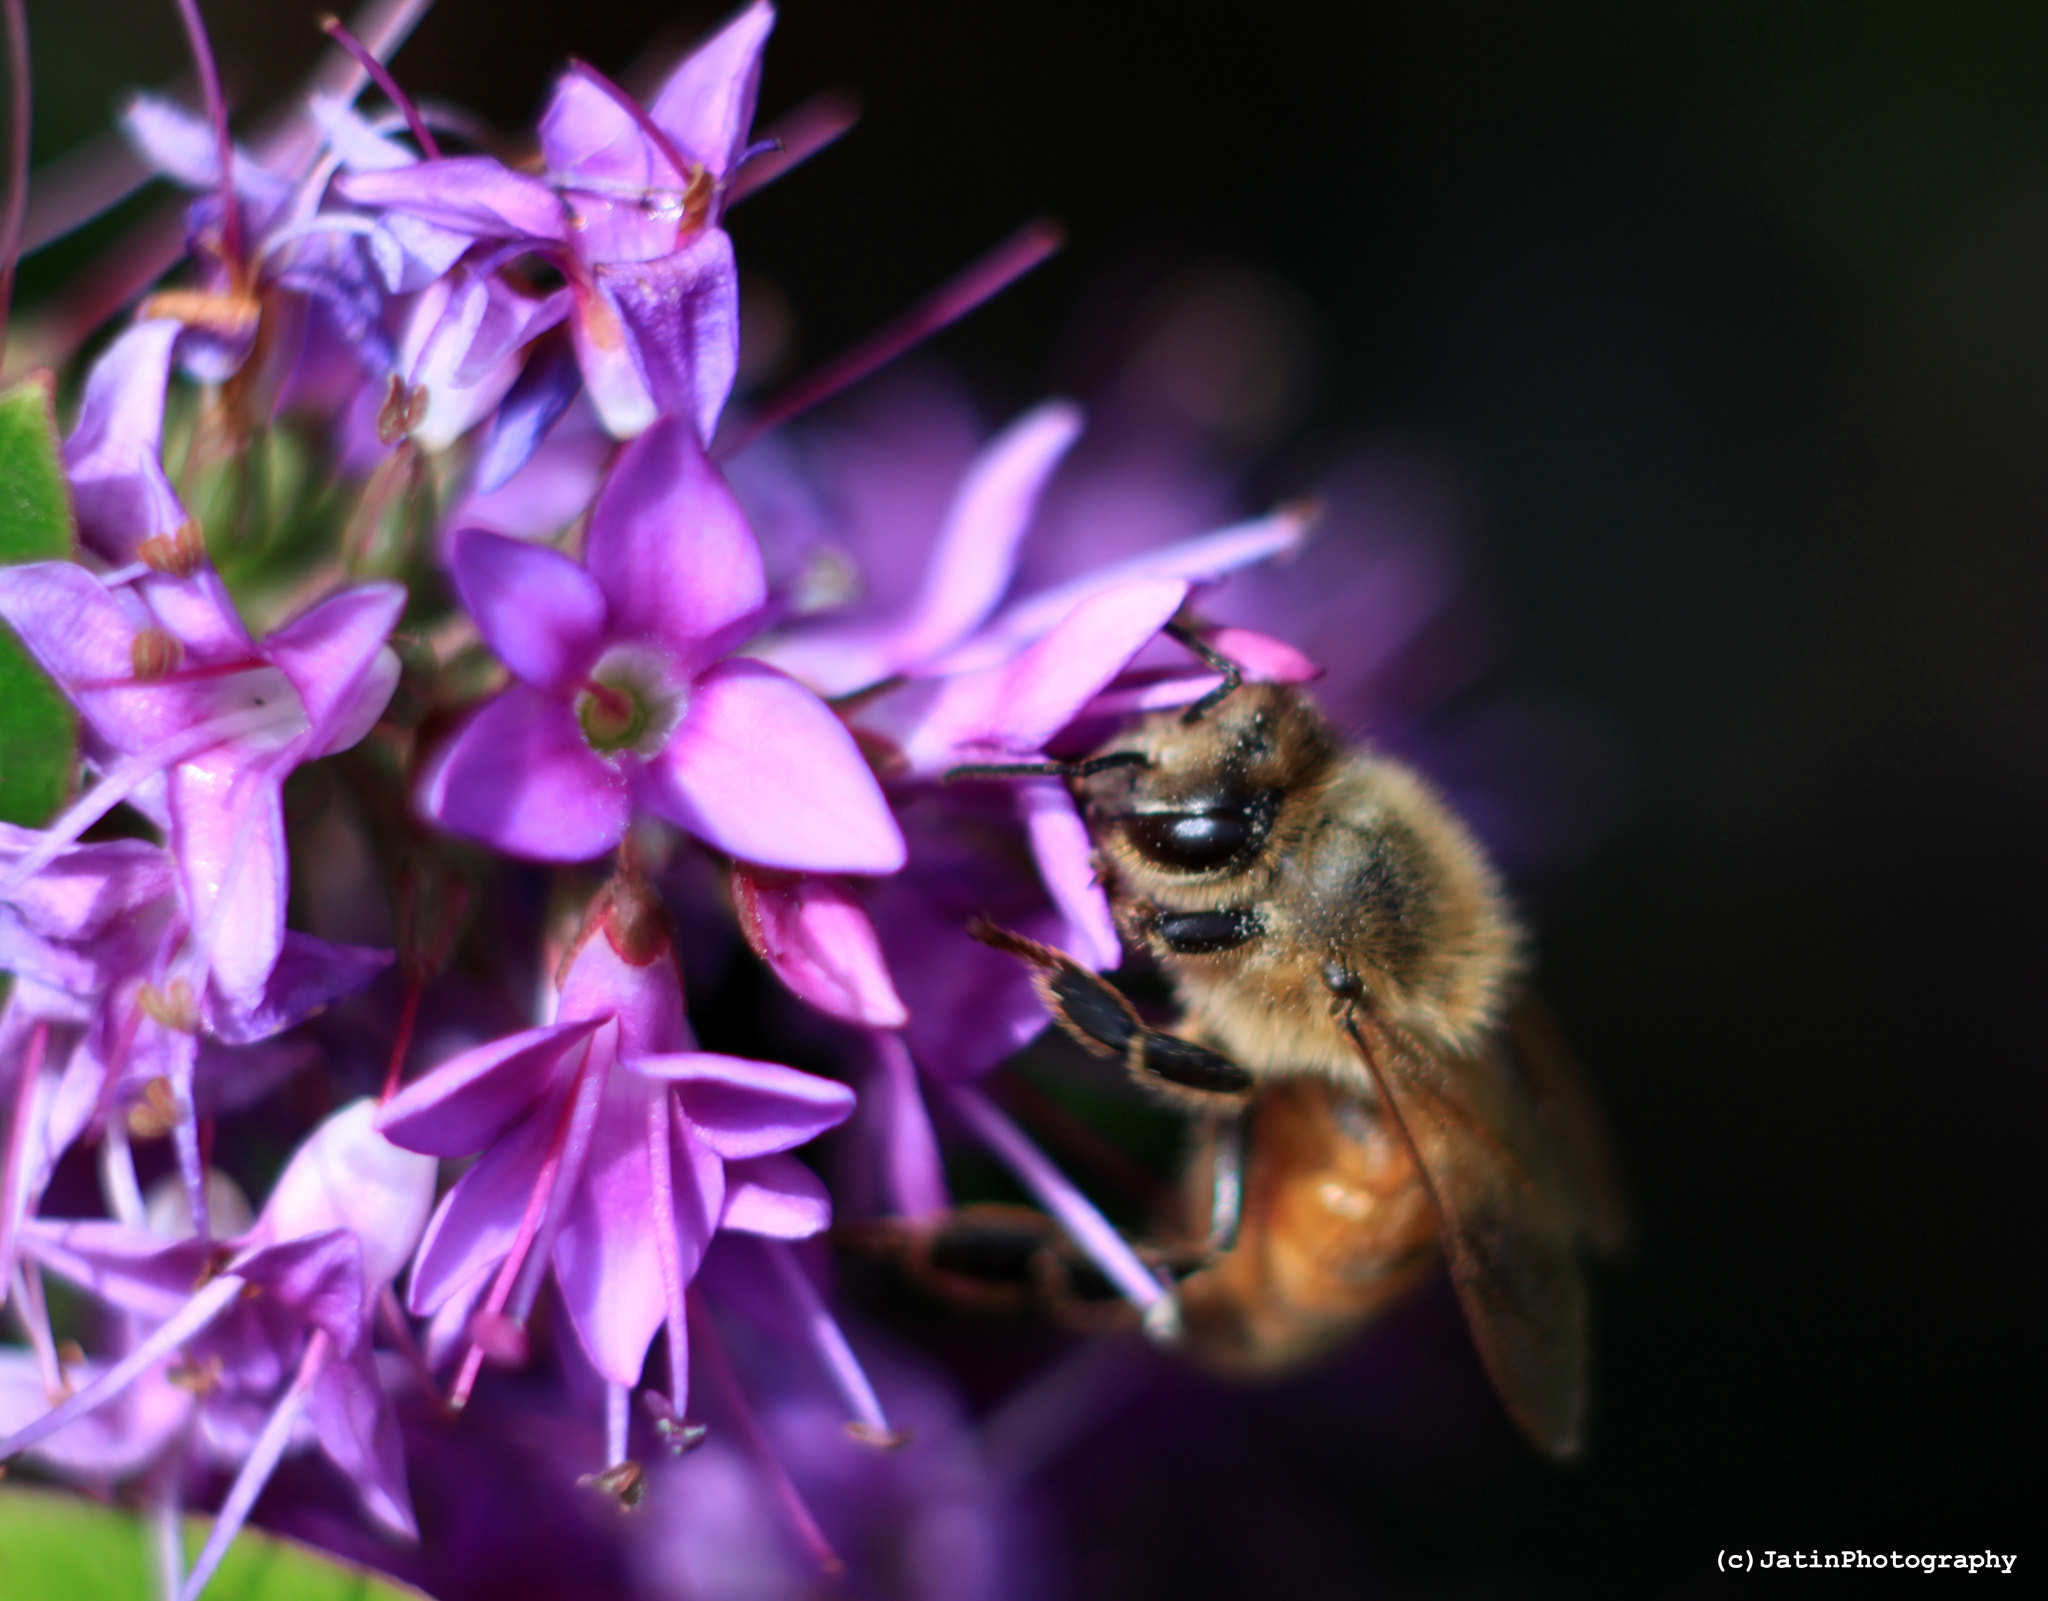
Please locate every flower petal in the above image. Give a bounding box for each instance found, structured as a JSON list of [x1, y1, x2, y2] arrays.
[[232, 1229, 366, 1351], [254, 1100, 437, 1293], [642, 659, 904, 874], [584, 412, 763, 662], [569, 280, 658, 439], [418, 685, 631, 861], [168, 760, 287, 1010], [552, 1076, 713, 1385], [718, 1153, 831, 1238], [450, 527, 608, 690], [893, 400, 1082, 665], [730, 869, 909, 1029], [472, 329, 584, 494], [306, 1338, 416, 1537], [62, 320, 188, 564], [600, 229, 739, 446], [627, 1051, 854, 1158], [204, 932, 390, 1047], [648, 0, 776, 179], [1020, 781, 1122, 970], [406, 1101, 555, 1316], [937, 504, 1314, 674], [379, 1018, 605, 1158], [858, 576, 1189, 778], [338, 156, 568, 243], [262, 583, 405, 755]]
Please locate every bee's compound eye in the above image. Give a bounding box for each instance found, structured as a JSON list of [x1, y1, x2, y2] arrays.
[[1120, 792, 1276, 873]]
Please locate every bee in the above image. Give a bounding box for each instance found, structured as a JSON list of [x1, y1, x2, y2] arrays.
[[965, 631, 1624, 1457]]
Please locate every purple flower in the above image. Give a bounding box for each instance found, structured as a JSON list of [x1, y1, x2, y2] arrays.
[[337, 1, 774, 444], [0, 1100, 436, 1600], [0, 566, 403, 1011], [377, 874, 857, 1448], [419, 414, 903, 873]]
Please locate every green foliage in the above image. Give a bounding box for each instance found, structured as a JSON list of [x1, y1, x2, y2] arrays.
[[0, 374, 79, 827], [0, 1486, 430, 1601]]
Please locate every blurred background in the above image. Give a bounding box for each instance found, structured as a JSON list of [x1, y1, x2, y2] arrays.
[[13, 0, 2042, 1594]]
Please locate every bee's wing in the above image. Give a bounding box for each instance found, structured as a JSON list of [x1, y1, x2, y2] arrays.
[[1504, 995, 1629, 1257], [1341, 1008, 1596, 1458]]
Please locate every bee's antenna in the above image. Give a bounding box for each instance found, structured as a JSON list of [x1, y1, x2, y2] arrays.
[[1166, 621, 1243, 725]]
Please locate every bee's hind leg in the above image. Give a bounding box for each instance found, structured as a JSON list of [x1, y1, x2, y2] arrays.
[[970, 921, 1254, 1105]]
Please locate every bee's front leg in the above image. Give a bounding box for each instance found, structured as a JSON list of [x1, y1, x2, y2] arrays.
[[970, 921, 1254, 1105]]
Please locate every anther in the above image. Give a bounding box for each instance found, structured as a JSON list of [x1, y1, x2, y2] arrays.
[[137, 521, 208, 578], [130, 627, 184, 681]]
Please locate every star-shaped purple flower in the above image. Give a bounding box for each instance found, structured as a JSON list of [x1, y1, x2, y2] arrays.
[[419, 413, 902, 873], [378, 874, 856, 1443]]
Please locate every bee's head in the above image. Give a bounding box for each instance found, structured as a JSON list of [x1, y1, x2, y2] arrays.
[[1076, 685, 1338, 877]]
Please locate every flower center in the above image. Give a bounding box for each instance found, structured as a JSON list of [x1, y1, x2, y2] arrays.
[[577, 678, 648, 752], [575, 646, 682, 758]]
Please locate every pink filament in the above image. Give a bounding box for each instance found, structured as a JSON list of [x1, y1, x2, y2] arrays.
[[565, 58, 696, 194], [320, 15, 441, 160], [714, 219, 1064, 463], [451, 1035, 601, 1407], [171, 0, 241, 271], [689, 1288, 844, 1577], [1, 0, 30, 354]]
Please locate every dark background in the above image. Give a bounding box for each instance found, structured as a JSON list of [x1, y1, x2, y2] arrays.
[[17, 1, 2044, 1594]]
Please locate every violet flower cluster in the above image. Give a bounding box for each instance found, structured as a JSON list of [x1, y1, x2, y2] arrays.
[[0, 4, 1538, 1596]]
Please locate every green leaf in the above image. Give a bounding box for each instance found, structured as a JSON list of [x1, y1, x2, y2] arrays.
[[0, 1486, 431, 1601], [0, 372, 79, 827]]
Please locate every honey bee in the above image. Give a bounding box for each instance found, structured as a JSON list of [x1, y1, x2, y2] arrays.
[[965, 632, 1624, 1457]]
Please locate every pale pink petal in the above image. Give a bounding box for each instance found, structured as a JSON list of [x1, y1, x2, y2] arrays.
[[379, 1018, 605, 1158], [62, 319, 188, 563], [730, 869, 909, 1028], [262, 583, 405, 755], [252, 1101, 437, 1292], [406, 1103, 554, 1315], [167, 759, 287, 1009], [601, 229, 739, 446], [305, 1339, 416, 1537], [858, 576, 1189, 778], [627, 1051, 854, 1158], [649, 0, 775, 179], [556, 922, 691, 1060], [641, 660, 904, 874], [892, 400, 1082, 665], [719, 1153, 831, 1238], [936, 504, 1316, 674], [584, 412, 764, 662], [570, 280, 658, 439], [449, 527, 608, 690], [337, 157, 568, 242], [418, 686, 631, 861], [1020, 781, 1122, 970], [553, 1076, 720, 1385]]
